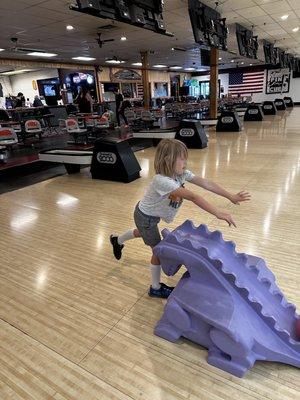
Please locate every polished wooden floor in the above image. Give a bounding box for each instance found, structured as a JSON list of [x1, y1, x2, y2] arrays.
[[0, 110, 299, 399]]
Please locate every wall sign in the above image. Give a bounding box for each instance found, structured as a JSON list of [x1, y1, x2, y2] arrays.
[[266, 68, 290, 94], [113, 69, 141, 81]]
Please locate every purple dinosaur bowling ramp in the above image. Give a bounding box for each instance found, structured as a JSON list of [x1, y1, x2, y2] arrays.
[[153, 220, 300, 378]]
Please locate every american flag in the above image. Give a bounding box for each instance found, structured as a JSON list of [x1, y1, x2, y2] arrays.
[[228, 71, 265, 95]]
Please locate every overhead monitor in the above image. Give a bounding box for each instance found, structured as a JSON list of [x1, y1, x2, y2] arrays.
[[71, 0, 171, 36], [43, 84, 56, 96], [236, 24, 258, 59], [188, 0, 228, 51], [263, 40, 276, 65]]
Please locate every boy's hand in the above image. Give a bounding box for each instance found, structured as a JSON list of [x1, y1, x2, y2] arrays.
[[230, 191, 251, 205], [216, 211, 236, 227]]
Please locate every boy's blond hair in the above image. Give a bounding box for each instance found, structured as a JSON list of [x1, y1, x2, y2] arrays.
[[154, 139, 188, 177]]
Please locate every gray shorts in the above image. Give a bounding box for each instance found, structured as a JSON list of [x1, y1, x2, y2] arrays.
[[134, 204, 161, 247]]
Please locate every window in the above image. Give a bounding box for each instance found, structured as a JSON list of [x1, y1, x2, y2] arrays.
[[154, 82, 168, 97], [199, 80, 221, 98]]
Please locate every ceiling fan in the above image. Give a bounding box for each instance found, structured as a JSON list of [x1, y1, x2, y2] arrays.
[[8, 37, 43, 53], [96, 33, 115, 48]]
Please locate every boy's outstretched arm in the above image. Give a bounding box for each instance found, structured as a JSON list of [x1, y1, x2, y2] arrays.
[[171, 187, 236, 227], [190, 176, 251, 204]]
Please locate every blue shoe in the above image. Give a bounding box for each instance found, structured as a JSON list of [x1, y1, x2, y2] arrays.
[[148, 282, 174, 298]]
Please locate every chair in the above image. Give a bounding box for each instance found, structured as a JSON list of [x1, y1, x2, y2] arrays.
[[141, 109, 155, 130], [85, 116, 95, 129], [66, 104, 78, 115], [66, 118, 88, 144], [25, 119, 43, 141], [94, 116, 109, 129], [124, 109, 136, 126], [0, 127, 18, 163], [58, 119, 67, 130], [0, 108, 11, 122]]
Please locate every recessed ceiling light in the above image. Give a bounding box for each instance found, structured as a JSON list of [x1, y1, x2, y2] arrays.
[[230, 60, 235, 63], [66, 25, 74, 30], [120, 36, 127, 41], [153, 64, 167, 68], [171, 47, 175, 51], [72, 56, 96, 61], [132, 62, 142, 66], [185, 67, 195, 71], [105, 59, 125, 64], [169, 66, 182, 69], [241, 62, 244, 65], [28, 52, 57, 57], [218, 57, 222, 60], [250, 63, 253, 66], [292, 27, 299, 32], [197, 69, 206, 72], [281, 15, 289, 20], [0, 48, 5, 52]]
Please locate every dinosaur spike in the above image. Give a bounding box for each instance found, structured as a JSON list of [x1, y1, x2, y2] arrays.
[[225, 240, 236, 252], [237, 253, 248, 264], [260, 278, 272, 289], [249, 265, 260, 275], [264, 315, 277, 329], [276, 328, 291, 343], [211, 230, 223, 242], [196, 224, 211, 237], [238, 287, 250, 298], [284, 303, 297, 316], [198, 246, 209, 259], [251, 301, 263, 314], [272, 290, 284, 302], [178, 219, 196, 234], [285, 302, 296, 310], [167, 234, 181, 246], [211, 259, 223, 269], [161, 228, 171, 239]]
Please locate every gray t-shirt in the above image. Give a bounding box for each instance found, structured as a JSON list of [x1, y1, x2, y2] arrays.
[[138, 170, 195, 223]]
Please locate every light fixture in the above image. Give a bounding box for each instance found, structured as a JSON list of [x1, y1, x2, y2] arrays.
[[120, 36, 127, 41], [66, 25, 74, 30], [231, 60, 235, 63], [250, 63, 253, 66], [292, 27, 299, 32], [1, 69, 33, 76], [197, 68, 206, 72], [0, 48, 4, 52], [153, 64, 167, 68], [218, 57, 222, 60], [169, 66, 182, 69], [281, 15, 289, 20], [105, 59, 125, 64], [171, 47, 175, 51], [132, 62, 142, 66], [28, 52, 57, 57], [72, 56, 96, 61], [185, 67, 195, 71], [241, 62, 244, 65]]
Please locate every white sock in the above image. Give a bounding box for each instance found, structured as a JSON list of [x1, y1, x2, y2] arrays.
[[117, 229, 135, 245], [150, 263, 161, 290]]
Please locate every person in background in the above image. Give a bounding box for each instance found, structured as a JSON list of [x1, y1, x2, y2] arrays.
[[15, 92, 25, 108], [25, 98, 32, 107], [33, 95, 44, 107], [75, 86, 93, 114], [114, 88, 128, 126]]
